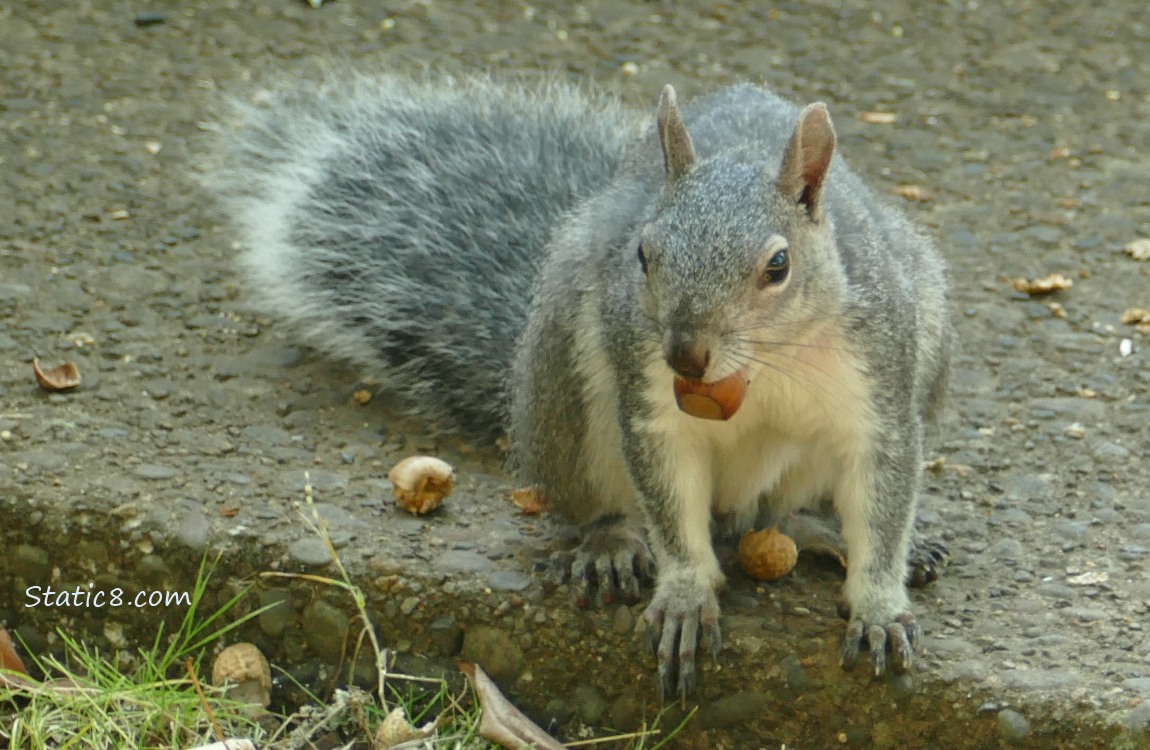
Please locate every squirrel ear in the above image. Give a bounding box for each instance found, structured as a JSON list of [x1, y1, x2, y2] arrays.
[[657, 85, 697, 182], [778, 102, 836, 217]]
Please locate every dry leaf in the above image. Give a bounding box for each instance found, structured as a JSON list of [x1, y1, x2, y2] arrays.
[[353, 388, 373, 405], [33, 358, 82, 391], [459, 661, 564, 750], [925, 457, 973, 476], [860, 111, 898, 124], [220, 506, 240, 518], [388, 456, 454, 515], [374, 706, 436, 748], [738, 528, 798, 581], [1126, 239, 1150, 261], [1012, 273, 1072, 296], [510, 487, 547, 515], [892, 184, 934, 202], [0, 633, 94, 692], [0, 628, 28, 676]]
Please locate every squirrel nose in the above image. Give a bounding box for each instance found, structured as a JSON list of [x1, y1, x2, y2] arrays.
[[664, 332, 711, 380]]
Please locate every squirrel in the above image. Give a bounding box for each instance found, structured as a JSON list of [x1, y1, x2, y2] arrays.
[[206, 73, 954, 700]]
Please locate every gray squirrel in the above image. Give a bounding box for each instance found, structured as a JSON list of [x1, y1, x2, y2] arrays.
[[207, 74, 953, 699]]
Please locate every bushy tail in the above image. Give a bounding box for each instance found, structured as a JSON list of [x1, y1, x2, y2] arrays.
[[204, 74, 641, 442]]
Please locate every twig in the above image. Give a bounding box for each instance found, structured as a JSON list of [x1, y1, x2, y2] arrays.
[[564, 729, 661, 747], [186, 656, 225, 742]]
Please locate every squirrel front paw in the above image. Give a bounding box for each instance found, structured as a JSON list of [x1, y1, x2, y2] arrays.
[[549, 515, 655, 608], [642, 575, 722, 701], [838, 607, 920, 676]]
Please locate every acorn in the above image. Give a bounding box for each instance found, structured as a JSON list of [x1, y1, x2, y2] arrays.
[[673, 369, 748, 420], [738, 528, 798, 581]]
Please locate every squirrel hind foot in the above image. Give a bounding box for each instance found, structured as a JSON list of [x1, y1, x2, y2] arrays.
[[777, 512, 948, 590], [907, 537, 949, 589], [548, 515, 654, 608]]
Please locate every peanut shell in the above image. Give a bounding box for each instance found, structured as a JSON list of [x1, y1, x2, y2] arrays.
[[388, 455, 454, 514], [738, 528, 798, 581], [211, 642, 272, 708]]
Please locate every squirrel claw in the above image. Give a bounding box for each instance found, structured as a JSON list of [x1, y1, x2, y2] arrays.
[[840, 611, 919, 675], [555, 517, 653, 609], [642, 579, 721, 701]]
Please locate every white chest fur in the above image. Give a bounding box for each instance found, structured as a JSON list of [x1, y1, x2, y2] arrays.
[[640, 330, 876, 533]]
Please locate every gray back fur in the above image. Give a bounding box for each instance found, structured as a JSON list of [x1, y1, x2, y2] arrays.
[[206, 75, 950, 482], [204, 74, 645, 443]]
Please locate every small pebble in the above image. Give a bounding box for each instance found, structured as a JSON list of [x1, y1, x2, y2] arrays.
[[888, 673, 916, 701], [461, 625, 524, 684], [571, 684, 610, 724], [301, 600, 349, 661], [1123, 703, 1150, 733], [611, 605, 635, 635], [257, 589, 292, 638], [488, 570, 530, 592], [133, 12, 166, 27], [134, 464, 178, 480], [997, 709, 1031, 745], [174, 511, 211, 550], [287, 538, 333, 566], [990, 538, 1023, 559]]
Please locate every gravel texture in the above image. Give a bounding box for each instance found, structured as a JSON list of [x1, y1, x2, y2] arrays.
[[1, 1, 1149, 747]]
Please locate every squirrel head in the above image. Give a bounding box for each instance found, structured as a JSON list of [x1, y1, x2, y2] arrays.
[[636, 85, 844, 387]]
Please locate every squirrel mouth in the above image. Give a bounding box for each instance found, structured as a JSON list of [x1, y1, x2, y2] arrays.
[[672, 369, 749, 421]]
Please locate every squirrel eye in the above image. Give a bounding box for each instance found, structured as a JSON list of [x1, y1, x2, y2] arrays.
[[637, 243, 648, 274], [760, 249, 789, 286]]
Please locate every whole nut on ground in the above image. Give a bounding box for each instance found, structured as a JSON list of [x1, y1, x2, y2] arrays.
[[211, 642, 272, 708], [738, 528, 798, 581], [388, 455, 455, 514]]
